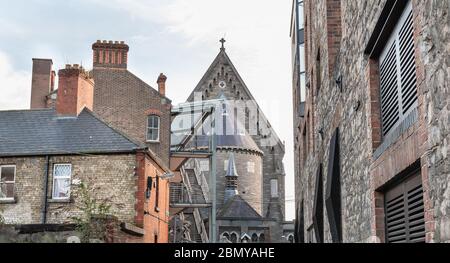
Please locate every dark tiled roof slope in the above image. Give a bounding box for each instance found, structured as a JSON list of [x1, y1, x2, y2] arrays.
[[0, 108, 142, 156], [218, 195, 262, 219]]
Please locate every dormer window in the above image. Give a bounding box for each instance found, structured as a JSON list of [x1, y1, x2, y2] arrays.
[[147, 115, 160, 142]]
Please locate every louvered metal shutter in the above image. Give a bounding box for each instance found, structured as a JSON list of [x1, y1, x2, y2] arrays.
[[385, 169, 425, 243], [379, 1, 417, 137]]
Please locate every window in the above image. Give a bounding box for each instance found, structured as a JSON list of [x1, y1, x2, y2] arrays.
[[258, 233, 265, 243], [270, 179, 278, 198], [384, 167, 425, 243], [313, 164, 324, 243], [247, 162, 255, 173], [251, 233, 259, 243], [52, 164, 72, 199], [325, 129, 342, 243], [379, 1, 417, 137], [224, 160, 229, 171], [0, 165, 15, 200], [230, 232, 238, 243], [147, 115, 160, 142]]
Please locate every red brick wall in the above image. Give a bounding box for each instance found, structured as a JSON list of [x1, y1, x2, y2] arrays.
[[30, 59, 53, 109], [92, 68, 172, 164], [136, 152, 169, 243], [326, 0, 342, 75], [56, 65, 94, 116]]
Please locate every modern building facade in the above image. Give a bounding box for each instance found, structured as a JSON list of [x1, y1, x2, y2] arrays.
[[292, 0, 449, 243]]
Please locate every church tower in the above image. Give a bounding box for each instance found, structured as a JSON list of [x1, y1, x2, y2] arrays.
[[185, 39, 286, 221]]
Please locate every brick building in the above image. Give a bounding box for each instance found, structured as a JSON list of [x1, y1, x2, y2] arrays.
[[1, 42, 172, 243], [292, 0, 449, 243]]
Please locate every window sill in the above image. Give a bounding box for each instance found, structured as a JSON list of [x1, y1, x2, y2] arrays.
[[146, 141, 160, 144], [47, 198, 72, 204], [374, 108, 418, 159], [0, 199, 16, 204]]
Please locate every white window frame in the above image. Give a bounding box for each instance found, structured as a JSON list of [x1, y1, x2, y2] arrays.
[[0, 165, 16, 200], [379, 1, 417, 137], [52, 164, 72, 200], [146, 115, 160, 143]]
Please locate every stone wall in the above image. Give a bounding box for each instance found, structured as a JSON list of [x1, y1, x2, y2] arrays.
[[0, 216, 143, 243], [0, 154, 137, 225], [296, 0, 449, 243], [215, 149, 263, 215]]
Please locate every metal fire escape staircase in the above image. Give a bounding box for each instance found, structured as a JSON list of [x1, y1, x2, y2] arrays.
[[170, 159, 210, 243]]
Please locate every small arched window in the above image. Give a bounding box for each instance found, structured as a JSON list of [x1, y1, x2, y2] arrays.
[[230, 232, 238, 243], [147, 115, 160, 142], [288, 234, 294, 243], [259, 233, 265, 243], [251, 233, 259, 243], [221, 232, 230, 241]]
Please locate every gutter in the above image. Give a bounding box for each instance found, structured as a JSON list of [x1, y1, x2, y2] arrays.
[[41, 155, 50, 224]]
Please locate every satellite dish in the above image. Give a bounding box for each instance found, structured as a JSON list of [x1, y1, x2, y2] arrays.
[[67, 236, 81, 243]]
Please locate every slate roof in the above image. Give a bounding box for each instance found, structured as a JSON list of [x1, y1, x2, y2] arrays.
[[0, 108, 142, 156], [217, 195, 262, 219], [186, 98, 263, 154]]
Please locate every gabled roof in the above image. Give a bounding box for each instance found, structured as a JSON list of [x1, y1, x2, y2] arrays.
[[0, 108, 143, 156], [217, 195, 262, 219], [186, 48, 285, 151]]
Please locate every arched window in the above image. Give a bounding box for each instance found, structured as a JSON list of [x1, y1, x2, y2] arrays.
[[230, 232, 238, 243], [288, 234, 294, 243], [251, 233, 259, 243], [146, 115, 160, 142], [258, 233, 265, 243], [221, 232, 230, 241]]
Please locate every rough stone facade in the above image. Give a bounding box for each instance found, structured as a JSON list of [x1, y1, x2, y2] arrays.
[[0, 154, 137, 225], [293, 0, 449, 243]]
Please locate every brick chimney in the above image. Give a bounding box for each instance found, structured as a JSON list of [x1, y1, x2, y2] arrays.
[[30, 58, 53, 109], [92, 40, 129, 69], [157, 73, 167, 96], [56, 64, 94, 116]]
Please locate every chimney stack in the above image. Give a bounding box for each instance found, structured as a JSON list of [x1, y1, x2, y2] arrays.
[[56, 65, 94, 116], [92, 40, 129, 69], [50, 70, 56, 92], [30, 59, 53, 109], [157, 73, 167, 96]]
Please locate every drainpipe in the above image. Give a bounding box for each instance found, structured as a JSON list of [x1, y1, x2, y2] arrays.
[[41, 155, 50, 224]]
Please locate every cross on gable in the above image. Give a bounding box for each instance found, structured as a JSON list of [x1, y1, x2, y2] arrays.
[[220, 38, 226, 50]]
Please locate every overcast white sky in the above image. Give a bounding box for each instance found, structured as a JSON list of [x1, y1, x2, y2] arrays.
[[0, 0, 295, 220]]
